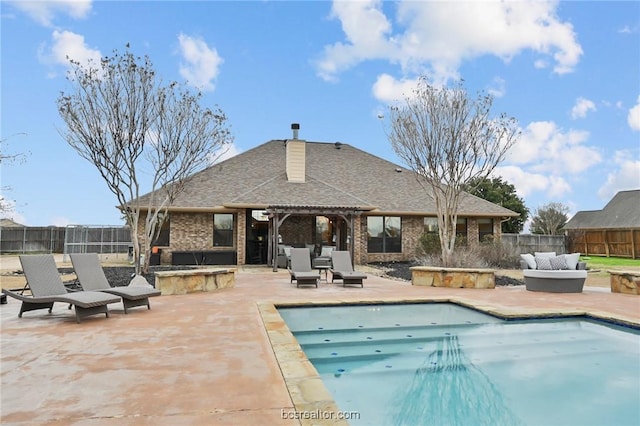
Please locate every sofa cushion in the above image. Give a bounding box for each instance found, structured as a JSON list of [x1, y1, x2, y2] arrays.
[[563, 253, 581, 270], [535, 255, 553, 270], [523, 269, 587, 279], [520, 253, 536, 269], [549, 255, 569, 270]]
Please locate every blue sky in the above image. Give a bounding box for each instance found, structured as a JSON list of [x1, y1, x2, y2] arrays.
[[2, 0, 639, 228]]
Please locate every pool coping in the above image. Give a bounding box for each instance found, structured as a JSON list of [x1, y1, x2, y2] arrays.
[[257, 297, 640, 425]]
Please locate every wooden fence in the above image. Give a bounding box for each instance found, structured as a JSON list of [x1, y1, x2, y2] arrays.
[[567, 229, 640, 259]]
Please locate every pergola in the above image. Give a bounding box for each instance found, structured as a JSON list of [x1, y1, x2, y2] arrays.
[[265, 205, 373, 271]]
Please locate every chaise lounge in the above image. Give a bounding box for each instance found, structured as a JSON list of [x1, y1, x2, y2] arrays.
[[521, 252, 587, 293], [2, 255, 120, 323], [288, 248, 319, 288], [70, 253, 161, 313], [330, 251, 367, 287]]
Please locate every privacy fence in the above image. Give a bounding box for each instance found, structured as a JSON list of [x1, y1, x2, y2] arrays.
[[500, 233, 567, 255], [0, 225, 132, 260], [566, 229, 640, 259], [0, 226, 67, 254]]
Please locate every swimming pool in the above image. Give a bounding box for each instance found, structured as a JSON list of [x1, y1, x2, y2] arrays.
[[278, 303, 640, 425]]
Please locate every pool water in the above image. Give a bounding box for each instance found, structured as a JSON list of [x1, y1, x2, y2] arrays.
[[279, 303, 640, 426]]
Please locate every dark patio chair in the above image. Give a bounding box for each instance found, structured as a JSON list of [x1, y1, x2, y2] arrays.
[[2, 255, 120, 323], [288, 248, 319, 288], [70, 253, 161, 313], [330, 251, 367, 287]]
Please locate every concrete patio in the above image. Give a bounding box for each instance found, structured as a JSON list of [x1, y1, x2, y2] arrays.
[[2, 266, 639, 425]]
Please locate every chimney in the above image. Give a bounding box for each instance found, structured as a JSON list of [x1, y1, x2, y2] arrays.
[[286, 123, 305, 183]]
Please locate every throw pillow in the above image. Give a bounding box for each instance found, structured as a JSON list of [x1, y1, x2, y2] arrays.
[[534, 251, 556, 258], [129, 274, 153, 288], [563, 253, 580, 270], [535, 255, 553, 270], [549, 255, 569, 270], [520, 253, 536, 269]]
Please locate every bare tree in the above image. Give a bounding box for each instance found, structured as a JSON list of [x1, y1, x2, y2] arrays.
[[57, 47, 232, 273], [386, 78, 520, 266], [0, 133, 29, 215], [530, 202, 569, 235]]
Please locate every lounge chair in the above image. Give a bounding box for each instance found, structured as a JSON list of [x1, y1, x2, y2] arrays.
[[70, 253, 161, 313], [288, 248, 319, 288], [330, 251, 367, 287], [2, 255, 120, 323]]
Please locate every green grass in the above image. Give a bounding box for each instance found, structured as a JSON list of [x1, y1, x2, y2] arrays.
[[580, 255, 640, 269]]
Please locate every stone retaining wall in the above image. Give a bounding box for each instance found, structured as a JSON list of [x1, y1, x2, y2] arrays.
[[411, 266, 495, 289], [155, 268, 236, 295], [609, 270, 640, 295]]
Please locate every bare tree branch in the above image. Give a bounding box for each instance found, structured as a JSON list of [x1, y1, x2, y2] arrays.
[[386, 77, 520, 266], [57, 46, 233, 273]]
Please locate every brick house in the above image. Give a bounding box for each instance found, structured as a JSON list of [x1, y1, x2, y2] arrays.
[[135, 125, 519, 267]]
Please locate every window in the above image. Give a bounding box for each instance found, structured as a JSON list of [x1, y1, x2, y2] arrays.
[[213, 213, 234, 247], [478, 218, 494, 242], [152, 213, 170, 246], [424, 217, 466, 236], [367, 216, 401, 253], [456, 218, 467, 238], [424, 217, 438, 234]]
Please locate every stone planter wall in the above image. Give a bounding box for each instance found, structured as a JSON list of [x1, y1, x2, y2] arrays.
[[155, 268, 236, 295], [609, 270, 640, 295], [411, 266, 495, 289]]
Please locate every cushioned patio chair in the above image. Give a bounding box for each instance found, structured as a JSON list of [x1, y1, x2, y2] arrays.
[[288, 248, 319, 288], [70, 253, 161, 313], [312, 245, 335, 268], [2, 255, 120, 323], [330, 251, 367, 287]]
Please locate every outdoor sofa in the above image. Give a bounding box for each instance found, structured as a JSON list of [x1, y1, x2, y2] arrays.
[[520, 252, 587, 293]]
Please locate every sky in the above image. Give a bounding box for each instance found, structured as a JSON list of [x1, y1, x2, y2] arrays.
[[1, 0, 639, 229]]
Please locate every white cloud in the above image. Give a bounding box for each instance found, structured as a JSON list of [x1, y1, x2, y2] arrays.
[[210, 142, 241, 165], [8, 0, 92, 27], [597, 151, 640, 200], [177, 33, 223, 92], [571, 97, 596, 119], [38, 30, 102, 72], [494, 165, 571, 199], [371, 74, 420, 103], [506, 121, 601, 175], [317, 0, 582, 84], [628, 96, 640, 131], [487, 77, 506, 98], [51, 216, 73, 227], [315, 0, 394, 81]]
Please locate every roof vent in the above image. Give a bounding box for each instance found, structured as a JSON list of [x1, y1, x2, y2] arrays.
[[334, 142, 342, 149], [291, 123, 300, 140], [395, 168, 402, 173]]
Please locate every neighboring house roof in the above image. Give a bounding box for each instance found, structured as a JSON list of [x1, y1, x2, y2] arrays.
[[135, 140, 519, 217], [564, 189, 640, 230], [0, 218, 24, 227]]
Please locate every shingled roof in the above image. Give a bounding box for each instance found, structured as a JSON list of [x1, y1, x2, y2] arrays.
[[135, 140, 518, 217], [565, 190, 640, 230]]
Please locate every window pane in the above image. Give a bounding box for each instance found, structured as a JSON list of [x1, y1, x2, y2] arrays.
[[385, 216, 401, 253], [367, 217, 384, 253], [424, 217, 438, 233], [153, 214, 170, 246], [385, 216, 401, 237], [478, 218, 493, 241], [213, 213, 234, 247]]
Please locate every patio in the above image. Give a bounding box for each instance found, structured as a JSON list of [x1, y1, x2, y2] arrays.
[[2, 266, 639, 425]]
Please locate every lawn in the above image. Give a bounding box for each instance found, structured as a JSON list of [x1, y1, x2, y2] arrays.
[[580, 255, 640, 270]]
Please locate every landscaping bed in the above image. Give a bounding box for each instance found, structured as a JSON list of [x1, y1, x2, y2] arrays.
[[368, 261, 525, 286]]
